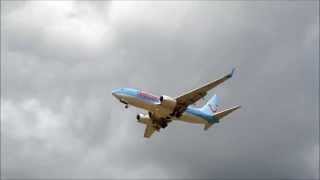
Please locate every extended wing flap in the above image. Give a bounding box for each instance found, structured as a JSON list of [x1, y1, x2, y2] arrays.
[[144, 123, 157, 138]]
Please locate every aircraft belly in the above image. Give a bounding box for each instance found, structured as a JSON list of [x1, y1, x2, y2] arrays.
[[178, 112, 207, 124]]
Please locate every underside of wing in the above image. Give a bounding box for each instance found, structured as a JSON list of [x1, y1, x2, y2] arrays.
[[174, 69, 235, 116], [144, 123, 157, 138], [137, 113, 172, 138]]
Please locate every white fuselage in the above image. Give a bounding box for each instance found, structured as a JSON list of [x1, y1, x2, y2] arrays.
[[113, 90, 208, 125]]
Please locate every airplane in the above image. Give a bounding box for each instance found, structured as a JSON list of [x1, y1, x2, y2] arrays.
[[112, 68, 241, 138]]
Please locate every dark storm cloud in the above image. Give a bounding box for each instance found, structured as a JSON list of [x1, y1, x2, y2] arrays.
[[1, 1, 319, 179]]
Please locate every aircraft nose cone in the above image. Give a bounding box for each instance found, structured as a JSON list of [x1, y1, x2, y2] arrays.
[[112, 89, 120, 99]]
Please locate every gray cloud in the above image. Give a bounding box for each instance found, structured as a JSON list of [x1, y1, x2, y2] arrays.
[[1, 1, 319, 179]]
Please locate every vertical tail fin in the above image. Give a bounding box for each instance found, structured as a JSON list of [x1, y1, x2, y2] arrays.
[[200, 94, 218, 116]]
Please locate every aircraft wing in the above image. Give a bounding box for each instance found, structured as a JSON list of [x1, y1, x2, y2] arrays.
[[144, 123, 157, 138], [174, 68, 235, 116], [138, 113, 171, 138]]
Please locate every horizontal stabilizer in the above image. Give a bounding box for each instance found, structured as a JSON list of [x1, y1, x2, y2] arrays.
[[204, 105, 241, 130], [214, 105, 241, 120], [204, 123, 213, 131]]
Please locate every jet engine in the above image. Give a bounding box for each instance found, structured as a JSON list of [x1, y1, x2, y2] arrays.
[[136, 113, 151, 124], [159, 95, 177, 110]]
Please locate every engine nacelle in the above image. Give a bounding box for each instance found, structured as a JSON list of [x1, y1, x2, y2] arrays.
[[136, 113, 151, 124], [159, 95, 177, 110]]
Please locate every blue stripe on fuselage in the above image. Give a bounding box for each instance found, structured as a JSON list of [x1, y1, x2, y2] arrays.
[[185, 107, 219, 124], [114, 88, 139, 97], [117, 88, 159, 104]]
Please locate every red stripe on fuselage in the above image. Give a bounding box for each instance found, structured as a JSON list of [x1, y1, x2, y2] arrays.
[[138, 91, 159, 101]]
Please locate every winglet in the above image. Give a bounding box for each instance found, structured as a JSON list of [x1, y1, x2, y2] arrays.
[[231, 68, 236, 77], [226, 68, 236, 78]]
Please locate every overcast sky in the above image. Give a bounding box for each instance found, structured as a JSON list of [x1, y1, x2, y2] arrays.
[[1, 1, 319, 179]]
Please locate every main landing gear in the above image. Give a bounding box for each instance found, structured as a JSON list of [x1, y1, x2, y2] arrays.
[[159, 120, 168, 128], [149, 112, 169, 129], [125, 104, 128, 109]]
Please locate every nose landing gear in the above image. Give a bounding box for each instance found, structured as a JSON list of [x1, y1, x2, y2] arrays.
[[119, 99, 129, 109]]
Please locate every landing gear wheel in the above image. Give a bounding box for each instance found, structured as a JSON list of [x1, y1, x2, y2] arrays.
[[161, 123, 168, 128], [160, 121, 168, 128], [125, 104, 128, 109]]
